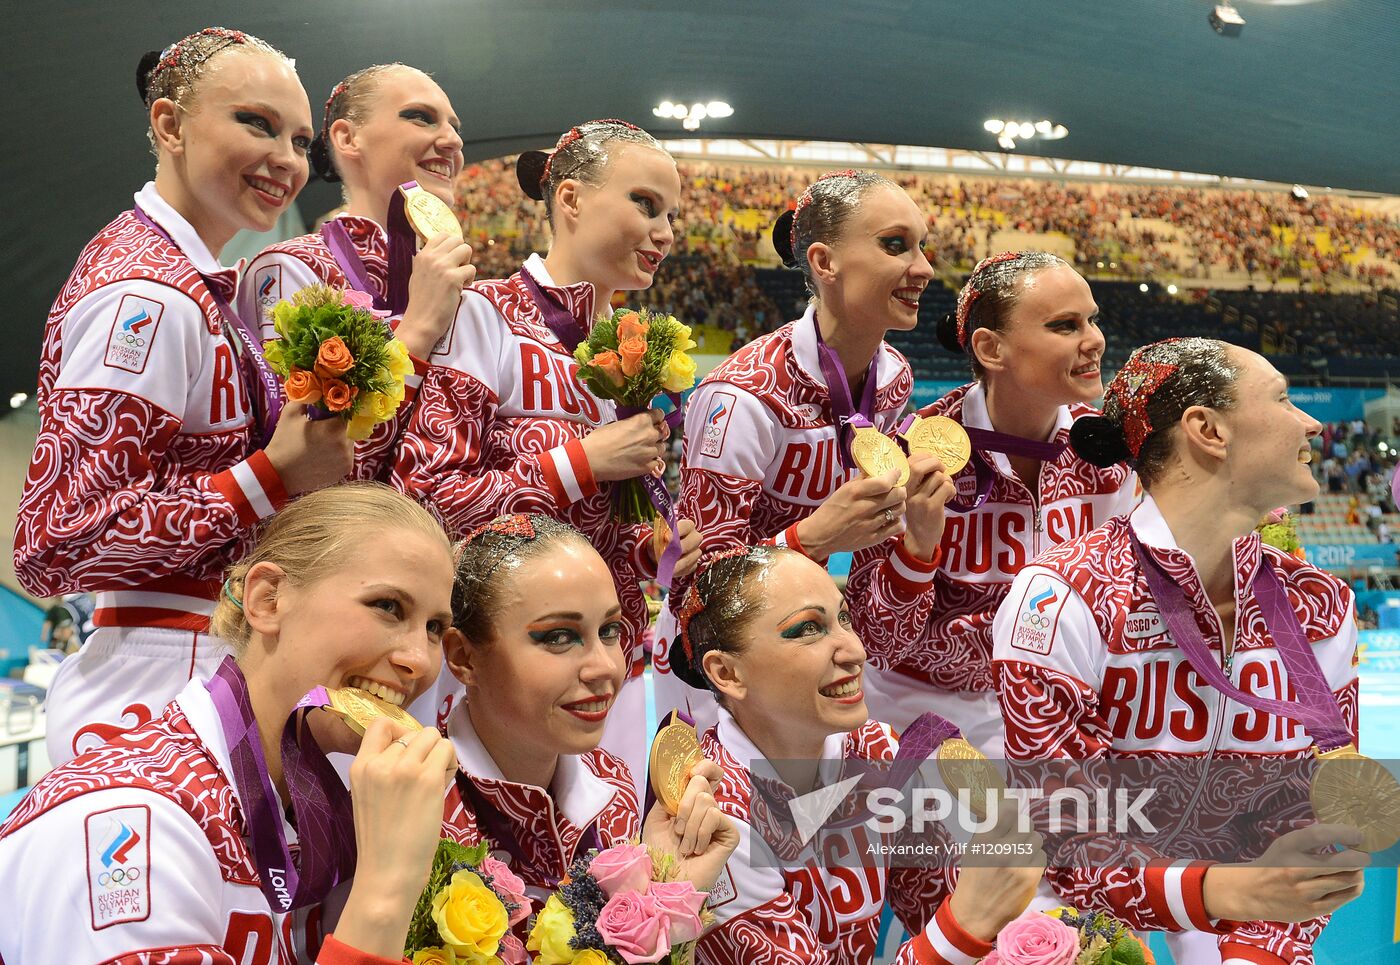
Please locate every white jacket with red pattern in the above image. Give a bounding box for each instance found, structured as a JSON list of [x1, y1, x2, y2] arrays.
[[14, 183, 287, 631], [438, 703, 639, 915], [392, 255, 656, 683], [236, 214, 431, 482], [0, 678, 390, 965], [992, 497, 1359, 965], [695, 710, 995, 965], [848, 381, 1137, 694]]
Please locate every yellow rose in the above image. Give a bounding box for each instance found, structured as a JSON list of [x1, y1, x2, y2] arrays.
[[526, 894, 577, 965], [570, 951, 610, 965], [272, 301, 298, 339], [412, 947, 457, 965], [347, 411, 377, 441], [661, 350, 698, 393], [385, 338, 415, 379], [367, 390, 400, 422], [673, 321, 698, 352], [432, 871, 509, 961]]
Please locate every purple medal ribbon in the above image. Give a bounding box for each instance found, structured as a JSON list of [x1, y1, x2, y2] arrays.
[[133, 205, 282, 443], [1130, 531, 1353, 753], [320, 220, 388, 310], [898, 413, 1069, 513], [455, 771, 601, 886], [518, 264, 590, 353], [205, 657, 356, 911], [812, 315, 879, 473]]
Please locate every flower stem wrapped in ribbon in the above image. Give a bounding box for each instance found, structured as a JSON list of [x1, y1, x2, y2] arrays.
[[403, 837, 532, 965], [261, 284, 414, 440], [573, 308, 698, 587]]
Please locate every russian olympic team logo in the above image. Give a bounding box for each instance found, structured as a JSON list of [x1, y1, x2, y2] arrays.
[[105, 293, 163, 374], [1010, 572, 1071, 656], [86, 806, 151, 927], [701, 390, 737, 458], [256, 266, 281, 314], [96, 821, 142, 888]]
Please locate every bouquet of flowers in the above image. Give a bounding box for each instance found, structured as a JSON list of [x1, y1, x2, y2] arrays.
[[403, 838, 533, 965], [527, 843, 712, 965], [573, 309, 698, 524], [261, 284, 414, 440], [981, 907, 1153, 965], [1257, 508, 1306, 559]]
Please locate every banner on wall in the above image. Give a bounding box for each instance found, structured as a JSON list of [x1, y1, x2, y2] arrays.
[[1304, 542, 1399, 569], [1287, 387, 1385, 423]]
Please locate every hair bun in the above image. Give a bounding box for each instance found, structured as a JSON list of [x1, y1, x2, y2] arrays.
[[667, 635, 710, 692], [935, 312, 965, 354], [308, 134, 340, 183], [136, 49, 162, 104], [516, 150, 549, 201], [1069, 415, 1133, 468], [771, 209, 797, 268]]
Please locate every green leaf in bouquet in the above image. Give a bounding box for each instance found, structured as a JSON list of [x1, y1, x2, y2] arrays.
[[403, 837, 493, 955], [1107, 935, 1147, 965]]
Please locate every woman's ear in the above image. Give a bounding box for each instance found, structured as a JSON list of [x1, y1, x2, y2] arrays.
[[327, 117, 359, 166], [702, 650, 746, 702], [242, 561, 288, 638], [149, 97, 184, 156], [807, 242, 836, 288], [554, 179, 583, 230], [1179, 404, 1230, 462], [969, 326, 1006, 376], [443, 627, 478, 689]]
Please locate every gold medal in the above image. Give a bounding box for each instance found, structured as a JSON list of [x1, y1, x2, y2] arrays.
[[399, 183, 463, 244], [649, 711, 704, 815], [324, 686, 424, 737], [935, 737, 1005, 820], [850, 426, 910, 486], [651, 517, 672, 570], [903, 416, 972, 475], [1310, 744, 1400, 853]]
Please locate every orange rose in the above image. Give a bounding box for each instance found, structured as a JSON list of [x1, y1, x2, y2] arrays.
[[591, 350, 625, 387], [314, 336, 355, 379], [322, 378, 359, 413], [617, 313, 649, 343], [618, 336, 647, 377], [285, 368, 323, 404]]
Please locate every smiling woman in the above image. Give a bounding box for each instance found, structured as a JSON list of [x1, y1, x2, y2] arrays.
[[13, 25, 356, 773]]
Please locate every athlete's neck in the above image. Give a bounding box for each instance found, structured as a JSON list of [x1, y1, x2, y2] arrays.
[[467, 700, 559, 791], [542, 249, 611, 312], [243, 670, 296, 801], [730, 709, 829, 796], [152, 170, 235, 258], [815, 303, 883, 396], [343, 189, 390, 231], [1148, 484, 1258, 606], [983, 379, 1060, 442]]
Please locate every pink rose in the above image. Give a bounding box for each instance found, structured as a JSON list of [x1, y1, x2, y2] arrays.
[[589, 844, 654, 898], [985, 912, 1080, 965], [645, 880, 706, 944], [481, 855, 532, 925], [595, 892, 671, 964], [340, 287, 390, 319], [498, 933, 529, 965]]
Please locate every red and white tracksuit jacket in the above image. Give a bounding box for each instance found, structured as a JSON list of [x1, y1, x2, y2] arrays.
[[695, 711, 995, 965], [0, 678, 389, 965], [439, 703, 639, 942], [847, 382, 1136, 744], [237, 214, 431, 482], [671, 308, 932, 663], [393, 253, 657, 727], [13, 183, 288, 763], [992, 497, 1360, 965]]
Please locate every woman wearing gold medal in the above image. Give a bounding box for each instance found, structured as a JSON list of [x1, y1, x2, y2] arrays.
[[14, 27, 354, 767], [995, 338, 1378, 963], [437, 513, 736, 939], [849, 252, 1138, 756], [669, 170, 956, 734], [667, 545, 1043, 964], [392, 120, 702, 762], [2, 483, 463, 964], [237, 63, 477, 481]]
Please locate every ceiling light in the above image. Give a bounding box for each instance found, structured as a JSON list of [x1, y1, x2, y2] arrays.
[[1048, 124, 1069, 139], [1209, 4, 1245, 37], [1035, 120, 1052, 135], [9, 392, 26, 409], [1139, 283, 1150, 293], [997, 135, 1017, 151], [1167, 284, 1179, 294], [983, 119, 1005, 134], [656, 99, 732, 129], [706, 101, 734, 118], [1019, 122, 1037, 139], [655, 101, 674, 117]]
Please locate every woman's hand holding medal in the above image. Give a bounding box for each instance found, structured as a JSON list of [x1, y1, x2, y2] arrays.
[[1201, 823, 1369, 924], [395, 234, 476, 359], [902, 453, 956, 562], [650, 517, 703, 580], [642, 755, 739, 893], [794, 469, 908, 558]]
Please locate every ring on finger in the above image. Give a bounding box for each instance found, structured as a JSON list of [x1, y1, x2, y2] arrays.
[[391, 736, 411, 748], [883, 508, 896, 526]]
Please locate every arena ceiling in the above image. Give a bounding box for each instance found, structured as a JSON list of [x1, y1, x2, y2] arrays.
[[2, 0, 1397, 397]]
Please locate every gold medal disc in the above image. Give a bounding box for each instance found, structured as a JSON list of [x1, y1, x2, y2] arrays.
[[1310, 747, 1400, 853], [936, 737, 1005, 820], [649, 712, 704, 815], [651, 517, 673, 570], [904, 416, 972, 475], [325, 686, 424, 737], [400, 185, 464, 244], [850, 427, 910, 486]]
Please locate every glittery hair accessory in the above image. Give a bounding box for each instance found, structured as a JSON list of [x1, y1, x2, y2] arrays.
[[321, 80, 348, 136], [955, 251, 1023, 349], [153, 27, 247, 81], [789, 169, 861, 253], [465, 514, 537, 543], [539, 118, 643, 188], [675, 544, 758, 665], [1104, 342, 1184, 457]]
